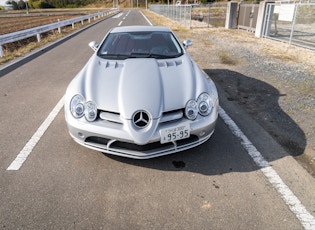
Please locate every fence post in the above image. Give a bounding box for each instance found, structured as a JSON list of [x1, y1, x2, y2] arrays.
[[255, 0, 275, 38], [0, 45, 4, 58], [289, 3, 298, 44], [58, 19, 61, 33], [189, 5, 192, 29], [36, 34, 41, 42], [207, 3, 210, 28], [225, 1, 238, 29]]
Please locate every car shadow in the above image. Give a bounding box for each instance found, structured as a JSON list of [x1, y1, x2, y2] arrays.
[[105, 117, 260, 176], [105, 69, 306, 176], [206, 69, 306, 157]]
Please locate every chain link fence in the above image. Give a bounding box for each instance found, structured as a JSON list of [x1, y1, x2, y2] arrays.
[[149, 3, 227, 29], [150, 1, 315, 50], [263, 2, 315, 50]]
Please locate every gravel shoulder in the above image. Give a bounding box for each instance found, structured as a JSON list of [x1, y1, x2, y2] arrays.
[[144, 10, 315, 176]]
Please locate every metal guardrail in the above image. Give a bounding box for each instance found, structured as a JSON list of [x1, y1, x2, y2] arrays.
[[0, 9, 118, 57]]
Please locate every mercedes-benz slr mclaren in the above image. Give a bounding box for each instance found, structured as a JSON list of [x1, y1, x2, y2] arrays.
[[64, 26, 219, 159]]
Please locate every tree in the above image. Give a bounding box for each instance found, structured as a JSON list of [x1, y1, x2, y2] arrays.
[[17, 0, 26, 9], [11, 0, 18, 9]]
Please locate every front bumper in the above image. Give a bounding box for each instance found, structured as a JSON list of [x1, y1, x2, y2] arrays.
[[65, 107, 218, 159]]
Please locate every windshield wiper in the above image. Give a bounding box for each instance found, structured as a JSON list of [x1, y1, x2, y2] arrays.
[[99, 52, 181, 59], [129, 52, 151, 58], [99, 53, 132, 59], [147, 53, 172, 59], [130, 52, 178, 59]]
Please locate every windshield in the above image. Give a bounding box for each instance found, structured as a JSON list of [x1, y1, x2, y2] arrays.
[[97, 31, 183, 60]]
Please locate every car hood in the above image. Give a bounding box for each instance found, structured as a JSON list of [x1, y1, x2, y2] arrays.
[[76, 55, 201, 120]]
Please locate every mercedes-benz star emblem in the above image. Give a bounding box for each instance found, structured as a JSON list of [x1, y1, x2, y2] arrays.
[[133, 111, 150, 128]]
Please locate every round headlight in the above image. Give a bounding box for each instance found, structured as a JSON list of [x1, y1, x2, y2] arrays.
[[199, 101, 208, 114], [197, 93, 213, 116], [70, 94, 85, 118], [185, 100, 198, 120], [85, 101, 97, 122]]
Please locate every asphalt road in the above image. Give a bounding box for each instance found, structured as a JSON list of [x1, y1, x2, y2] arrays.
[[0, 10, 314, 230]]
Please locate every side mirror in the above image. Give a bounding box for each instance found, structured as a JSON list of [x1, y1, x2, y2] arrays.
[[89, 41, 99, 52], [183, 40, 192, 49]]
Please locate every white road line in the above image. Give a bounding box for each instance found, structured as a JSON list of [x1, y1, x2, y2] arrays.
[[118, 21, 122, 26], [219, 106, 315, 230], [7, 96, 64, 171], [140, 10, 153, 26], [112, 12, 123, 18]]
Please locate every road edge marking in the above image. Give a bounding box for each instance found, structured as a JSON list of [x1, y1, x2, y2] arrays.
[[7, 96, 64, 171], [218, 106, 315, 230], [140, 10, 153, 26]]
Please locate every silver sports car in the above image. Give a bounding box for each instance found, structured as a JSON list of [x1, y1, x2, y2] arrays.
[[65, 26, 219, 159]]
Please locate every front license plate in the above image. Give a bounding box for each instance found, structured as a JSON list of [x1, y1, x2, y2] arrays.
[[160, 124, 190, 144]]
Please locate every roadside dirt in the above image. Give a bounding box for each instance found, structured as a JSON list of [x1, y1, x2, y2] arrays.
[[143, 10, 315, 176]]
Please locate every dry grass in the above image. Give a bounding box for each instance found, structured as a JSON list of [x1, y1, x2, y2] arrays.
[[145, 10, 189, 34], [218, 52, 237, 65]]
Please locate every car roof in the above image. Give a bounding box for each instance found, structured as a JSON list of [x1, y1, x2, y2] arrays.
[[109, 26, 172, 33]]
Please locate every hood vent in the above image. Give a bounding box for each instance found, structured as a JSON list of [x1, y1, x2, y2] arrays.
[[158, 60, 183, 68], [100, 60, 124, 69]]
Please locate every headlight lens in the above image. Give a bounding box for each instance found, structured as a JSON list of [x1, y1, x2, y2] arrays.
[[185, 100, 198, 120], [85, 101, 97, 122], [185, 93, 214, 120], [70, 95, 97, 122], [197, 93, 213, 116], [70, 94, 85, 118]]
